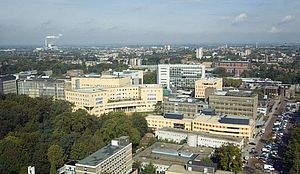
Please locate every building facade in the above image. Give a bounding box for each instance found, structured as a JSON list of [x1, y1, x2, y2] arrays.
[[71, 76, 131, 89], [163, 98, 208, 117], [146, 115, 254, 139], [146, 114, 194, 131], [129, 58, 142, 67], [66, 69, 84, 77], [196, 48, 204, 59], [209, 90, 258, 119], [213, 61, 250, 77], [158, 64, 205, 89], [102, 69, 143, 85], [195, 78, 223, 99], [65, 84, 163, 116], [0, 75, 17, 95], [75, 136, 132, 174], [18, 78, 65, 99], [157, 127, 244, 149]]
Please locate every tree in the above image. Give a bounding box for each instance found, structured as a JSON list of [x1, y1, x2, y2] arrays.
[[47, 145, 66, 174], [142, 162, 156, 174], [201, 157, 214, 165], [212, 68, 233, 77], [223, 78, 242, 88], [143, 71, 157, 84], [130, 113, 148, 137], [154, 102, 163, 115], [284, 125, 300, 173], [0, 94, 147, 173], [133, 160, 142, 173], [214, 144, 242, 173]]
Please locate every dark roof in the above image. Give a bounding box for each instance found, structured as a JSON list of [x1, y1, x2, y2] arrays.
[[219, 115, 250, 125], [65, 160, 78, 166], [77, 137, 130, 167], [77, 144, 126, 166], [186, 160, 217, 168], [0, 75, 16, 81], [201, 108, 215, 115], [225, 91, 255, 97], [164, 113, 184, 120]]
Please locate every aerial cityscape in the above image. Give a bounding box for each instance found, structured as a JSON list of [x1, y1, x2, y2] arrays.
[[0, 1, 300, 174]]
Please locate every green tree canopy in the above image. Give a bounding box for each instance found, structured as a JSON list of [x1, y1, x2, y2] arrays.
[[0, 94, 149, 173], [143, 71, 157, 84], [142, 162, 156, 174], [284, 125, 300, 173], [214, 144, 242, 173], [47, 144, 66, 174]]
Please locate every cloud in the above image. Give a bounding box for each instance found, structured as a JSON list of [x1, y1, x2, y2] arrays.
[[279, 15, 293, 24], [232, 13, 247, 25], [269, 26, 281, 33]]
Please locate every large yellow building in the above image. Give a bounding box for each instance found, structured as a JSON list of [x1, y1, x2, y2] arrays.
[[71, 75, 131, 89], [195, 78, 223, 99], [65, 77, 163, 116], [146, 114, 254, 139]]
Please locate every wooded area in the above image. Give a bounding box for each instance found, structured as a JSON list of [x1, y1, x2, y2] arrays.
[[0, 94, 148, 174]]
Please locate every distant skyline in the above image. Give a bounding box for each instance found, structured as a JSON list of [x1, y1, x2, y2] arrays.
[[0, 0, 299, 46]]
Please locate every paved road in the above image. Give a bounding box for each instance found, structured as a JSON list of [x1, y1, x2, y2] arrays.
[[244, 97, 286, 173]]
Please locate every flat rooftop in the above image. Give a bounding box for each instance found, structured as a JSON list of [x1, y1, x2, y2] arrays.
[[193, 115, 251, 125], [134, 142, 213, 167], [158, 127, 243, 142], [146, 114, 194, 122], [71, 87, 106, 93], [213, 90, 256, 97], [77, 144, 122, 167], [0, 75, 16, 81], [147, 115, 251, 126], [167, 164, 202, 174]]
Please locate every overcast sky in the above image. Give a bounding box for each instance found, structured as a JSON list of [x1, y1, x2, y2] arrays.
[[0, 0, 299, 45]]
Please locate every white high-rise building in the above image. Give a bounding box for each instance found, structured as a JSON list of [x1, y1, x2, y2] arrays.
[[157, 64, 205, 89], [245, 49, 252, 56], [164, 45, 171, 51], [129, 58, 142, 66], [196, 48, 204, 59]]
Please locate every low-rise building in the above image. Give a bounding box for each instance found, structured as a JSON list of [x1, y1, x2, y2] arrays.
[[157, 127, 244, 149], [209, 90, 258, 119], [192, 115, 254, 139], [195, 78, 223, 99], [18, 77, 65, 99], [146, 113, 194, 131], [66, 69, 84, 77], [146, 114, 255, 139], [0, 75, 17, 95], [134, 142, 214, 174]]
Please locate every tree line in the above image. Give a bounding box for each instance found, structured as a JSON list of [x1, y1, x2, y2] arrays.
[[0, 94, 148, 174], [284, 125, 300, 173]]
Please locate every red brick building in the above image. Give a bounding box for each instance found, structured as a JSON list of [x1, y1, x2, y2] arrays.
[[213, 61, 250, 77]]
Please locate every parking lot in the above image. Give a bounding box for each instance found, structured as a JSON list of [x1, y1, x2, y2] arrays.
[[244, 98, 299, 173]]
